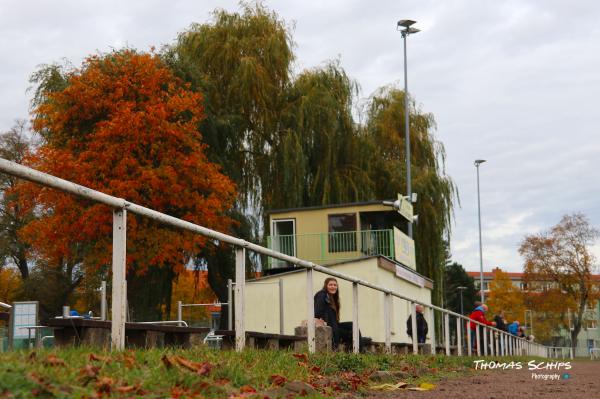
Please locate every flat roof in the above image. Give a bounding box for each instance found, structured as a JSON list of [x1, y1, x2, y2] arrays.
[[266, 200, 393, 215]]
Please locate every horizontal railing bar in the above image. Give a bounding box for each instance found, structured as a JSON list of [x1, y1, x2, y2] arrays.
[[181, 303, 228, 307], [0, 158, 543, 351]]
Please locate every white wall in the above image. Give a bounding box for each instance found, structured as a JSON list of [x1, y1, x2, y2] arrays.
[[244, 257, 432, 343]]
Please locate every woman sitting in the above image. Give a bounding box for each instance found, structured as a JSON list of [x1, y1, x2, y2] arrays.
[[314, 277, 364, 351]]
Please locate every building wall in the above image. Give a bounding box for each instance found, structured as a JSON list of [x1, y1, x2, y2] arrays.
[[244, 257, 432, 343]]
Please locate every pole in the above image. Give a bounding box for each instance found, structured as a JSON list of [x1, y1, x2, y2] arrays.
[[403, 30, 412, 238], [459, 289, 464, 315], [227, 279, 233, 330], [476, 162, 484, 302], [111, 209, 127, 351], [234, 248, 246, 351], [100, 281, 107, 321]]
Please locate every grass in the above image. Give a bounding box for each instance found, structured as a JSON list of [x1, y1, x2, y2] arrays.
[[0, 347, 546, 398]]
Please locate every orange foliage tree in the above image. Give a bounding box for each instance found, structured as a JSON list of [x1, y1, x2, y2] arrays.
[[520, 213, 600, 349], [25, 50, 235, 319], [486, 269, 525, 324], [0, 267, 21, 304], [168, 270, 218, 324]]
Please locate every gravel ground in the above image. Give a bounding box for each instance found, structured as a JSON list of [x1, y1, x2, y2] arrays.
[[365, 360, 600, 398]]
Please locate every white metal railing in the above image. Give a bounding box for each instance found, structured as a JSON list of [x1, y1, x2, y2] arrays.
[[0, 302, 12, 309], [0, 157, 550, 356]]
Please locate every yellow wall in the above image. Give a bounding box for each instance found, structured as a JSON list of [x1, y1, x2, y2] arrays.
[[244, 257, 432, 344]]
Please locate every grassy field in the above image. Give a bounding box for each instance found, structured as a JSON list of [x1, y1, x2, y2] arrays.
[[0, 347, 540, 398]]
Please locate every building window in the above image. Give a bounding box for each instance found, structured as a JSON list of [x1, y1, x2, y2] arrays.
[[587, 320, 598, 330], [328, 213, 357, 252], [519, 282, 528, 290]]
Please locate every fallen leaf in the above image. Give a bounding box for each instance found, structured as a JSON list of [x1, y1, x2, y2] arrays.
[[95, 377, 114, 394], [292, 353, 308, 362], [161, 355, 175, 369], [419, 382, 436, 390], [239, 385, 256, 393], [172, 356, 213, 376], [117, 384, 138, 393], [79, 364, 100, 386], [370, 382, 409, 391], [89, 353, 110, 363], [27, 351, 36, 361], [43, 354, 65, 367], [270, 374, 287, 386]]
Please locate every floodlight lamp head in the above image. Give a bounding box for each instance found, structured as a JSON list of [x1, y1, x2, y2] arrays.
[[397, 19, 416, 28], [474, 159, 486, 166]]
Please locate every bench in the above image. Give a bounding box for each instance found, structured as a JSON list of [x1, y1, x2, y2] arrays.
[[44, 319, 306, 350]]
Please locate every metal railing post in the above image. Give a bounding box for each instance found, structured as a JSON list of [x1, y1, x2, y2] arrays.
[[352, 282, 359, 353], [111, 208, 127, 351], [177, 301, 182, 327], [100, 280, 107, 321], [384, 293, 392, 354], [306, 268, 315, 353], [489, 329, 494, 356], [483, 326, 488, 356], [444, 313, 450, 355], [476, 325, 481, 356], [429, 307, 436, 355], [227, 279, 233, 330], [467, 320, 472, 356], [456, 317, 463, 356], [411, 302, 418, 354], [235, 248, 246, 351]]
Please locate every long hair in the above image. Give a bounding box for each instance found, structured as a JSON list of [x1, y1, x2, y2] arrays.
[[322, 277, 340, 320]]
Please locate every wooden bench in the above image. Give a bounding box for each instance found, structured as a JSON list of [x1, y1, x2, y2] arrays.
[[45, 319, 306, 350]]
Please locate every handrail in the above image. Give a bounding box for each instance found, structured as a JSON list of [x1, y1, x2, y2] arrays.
[[137, 320, 189, 327], [0, 301, 12, 309], [0, 158, 550, 356]]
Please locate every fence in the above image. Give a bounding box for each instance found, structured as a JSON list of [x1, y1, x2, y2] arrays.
[[0, 157, 552, 357], [267, 229, 394, 267]]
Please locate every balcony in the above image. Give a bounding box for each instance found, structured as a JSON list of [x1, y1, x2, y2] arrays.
[[266, 229, 394, 268]]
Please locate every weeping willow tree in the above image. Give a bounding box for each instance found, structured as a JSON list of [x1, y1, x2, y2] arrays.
[[267, 62, 374, 209], [166, 3, 457, 307], [164, 4, 294, 319], [166, 3, 294, 207], [363, 87, 458, 305]]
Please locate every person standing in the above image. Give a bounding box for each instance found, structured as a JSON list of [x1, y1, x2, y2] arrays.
[[406, 304, 428, 344], [494, 310, 507, 332], [469, 304, 496, 352]]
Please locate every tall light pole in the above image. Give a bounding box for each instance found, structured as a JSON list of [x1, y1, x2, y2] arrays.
[[475, 159, 486, 302], [397, 19, 419, 238], [457, 286, 467, 315]]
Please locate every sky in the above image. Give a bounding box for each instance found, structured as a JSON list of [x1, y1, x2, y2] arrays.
[[1, 0, 599, 273]]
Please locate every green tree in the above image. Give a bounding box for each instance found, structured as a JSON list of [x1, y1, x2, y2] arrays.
[[363, 87, 457, 306], [444, 262, 477, 315], [0, 120, 36, 279]]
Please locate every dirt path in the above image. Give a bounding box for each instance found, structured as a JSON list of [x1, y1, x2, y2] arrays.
[[366, 361, 600, 398]]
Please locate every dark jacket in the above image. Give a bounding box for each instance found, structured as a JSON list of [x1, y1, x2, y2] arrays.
[[494, 315, 507, 331], [314, 289, 339, 330], [406, 312, 428, 340]]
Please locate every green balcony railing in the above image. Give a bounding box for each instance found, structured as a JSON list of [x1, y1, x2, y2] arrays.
[[266, 229, 394, 268]]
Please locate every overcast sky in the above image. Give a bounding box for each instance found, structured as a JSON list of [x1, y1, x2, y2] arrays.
[[1, 0, 599, 273]]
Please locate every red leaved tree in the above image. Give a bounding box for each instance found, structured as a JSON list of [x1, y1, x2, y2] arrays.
[[23, 50, 235, 320]]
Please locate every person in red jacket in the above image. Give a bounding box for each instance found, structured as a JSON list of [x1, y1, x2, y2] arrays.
[[469, 304, 496, 352]]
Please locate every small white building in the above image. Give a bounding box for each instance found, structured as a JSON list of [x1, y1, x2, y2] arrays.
[[244, 255, 433, 344]]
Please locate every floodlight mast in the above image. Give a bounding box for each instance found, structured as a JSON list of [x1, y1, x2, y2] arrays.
[[397, 19, 420, 238]]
